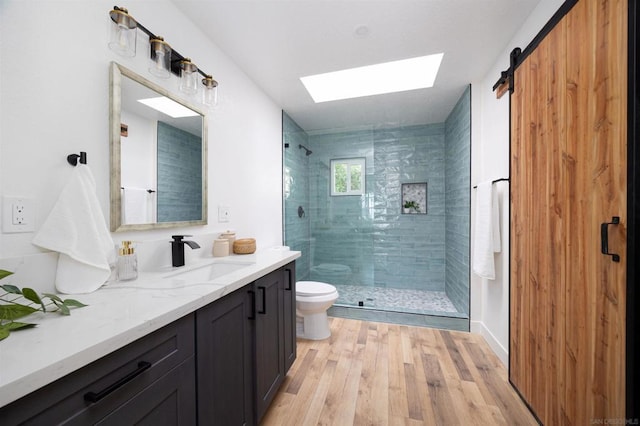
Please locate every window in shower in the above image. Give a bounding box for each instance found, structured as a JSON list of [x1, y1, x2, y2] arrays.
[[330, 158, 365, 196]]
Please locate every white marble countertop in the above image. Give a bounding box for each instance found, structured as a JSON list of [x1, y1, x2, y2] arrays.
[[0, 248, 300, 408]]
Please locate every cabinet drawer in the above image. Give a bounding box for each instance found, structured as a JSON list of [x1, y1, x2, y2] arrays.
[[0, 313, 195, 425]]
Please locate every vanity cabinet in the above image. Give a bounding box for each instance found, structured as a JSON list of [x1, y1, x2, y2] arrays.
[[282, 263, 296, 374], [254, 268, 286, 422], [197, 261, 297, 425], [0, 261, 297, 426], [0, 314, 196, 425], [196, 283, 255, 425]]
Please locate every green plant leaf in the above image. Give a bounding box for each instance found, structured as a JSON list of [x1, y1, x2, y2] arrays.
[[22, 288, 45, 311], [0, 270, 14, 281], [57, 303, 70, 316], [6, 321, 37, 331], [1, 284, 22, 295], [42, 293, 63, 303], [0, 304, 37, 320], [63, 299, 88, 308], [0, 327, 9, 341]]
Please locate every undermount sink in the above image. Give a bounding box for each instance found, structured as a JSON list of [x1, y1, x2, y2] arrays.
[[164, 261, 255, 283]]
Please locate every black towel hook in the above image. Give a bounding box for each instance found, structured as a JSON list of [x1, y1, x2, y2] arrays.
[[67, 152, 87, 166]]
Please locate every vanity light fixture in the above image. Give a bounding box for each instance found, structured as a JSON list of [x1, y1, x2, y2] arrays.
[[108, 6, 137, 57], [108, 6, 219, 102], [179, 58, 199, 95], [202, 75, 219, 107], [148, 36, 171, 79]]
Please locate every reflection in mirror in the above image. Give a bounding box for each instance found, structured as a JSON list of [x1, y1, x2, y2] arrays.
[[110, 62, 207, 232]]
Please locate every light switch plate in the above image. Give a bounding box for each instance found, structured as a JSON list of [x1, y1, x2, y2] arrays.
[[2, 196, 35, 233], [218, 206, 230, 222]]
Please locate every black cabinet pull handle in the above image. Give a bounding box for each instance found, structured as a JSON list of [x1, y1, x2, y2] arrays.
[[84, 361, 151, 403], [248, 290, 256, 320], [258, 286, 266, 314], [601, 216, 621, 262], [285, 268, 292, 291]]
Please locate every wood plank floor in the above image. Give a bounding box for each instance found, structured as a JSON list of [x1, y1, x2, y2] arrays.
[[262, 317, 536, 425]]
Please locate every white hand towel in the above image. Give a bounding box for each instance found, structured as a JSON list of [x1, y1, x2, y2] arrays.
[[123, 188, 149, 224], [472, 180, 501, 280], [33, 164, 114, 294]]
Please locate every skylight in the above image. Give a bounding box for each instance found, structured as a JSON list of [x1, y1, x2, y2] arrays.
[[300, 53, 444, 103], [137, 97, 199, 118]]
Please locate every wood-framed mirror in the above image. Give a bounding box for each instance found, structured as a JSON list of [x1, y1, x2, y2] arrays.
[[109, 62, 208, 232]]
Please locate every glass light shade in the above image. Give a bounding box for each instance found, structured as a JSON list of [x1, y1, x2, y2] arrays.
[[148, 37, 171, 79], [108, 7, 137, 57], [202, 75, 218, 107], [179, 59, 198, 95]]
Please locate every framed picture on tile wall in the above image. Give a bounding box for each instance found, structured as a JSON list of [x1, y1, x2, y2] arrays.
[[401, 182, 427, 214]]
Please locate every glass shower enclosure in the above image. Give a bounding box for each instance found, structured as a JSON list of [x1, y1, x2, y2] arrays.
[[283, 86, 471, 331]]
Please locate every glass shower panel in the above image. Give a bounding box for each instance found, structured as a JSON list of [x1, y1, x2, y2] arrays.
[[307, 129, 375, 295], [283, 84, 470, 328], [283, 112, 312, 280]]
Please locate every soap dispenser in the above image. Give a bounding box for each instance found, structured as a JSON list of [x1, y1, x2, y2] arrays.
[[117, 241, 138, 281]]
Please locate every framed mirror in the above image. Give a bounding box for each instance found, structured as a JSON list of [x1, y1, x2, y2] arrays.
[[109, 62, 207, 232]]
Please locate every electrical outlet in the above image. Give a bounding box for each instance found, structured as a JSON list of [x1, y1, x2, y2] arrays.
[[218, 206, 230, 223], [13, 201, 27, 225], [3, 196, 35, 233]]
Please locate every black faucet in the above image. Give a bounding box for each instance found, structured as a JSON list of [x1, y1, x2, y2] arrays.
[[170, 235, 201, 267]]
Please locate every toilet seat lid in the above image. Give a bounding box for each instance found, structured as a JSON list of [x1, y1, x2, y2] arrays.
[[297, 281, 336, 296]]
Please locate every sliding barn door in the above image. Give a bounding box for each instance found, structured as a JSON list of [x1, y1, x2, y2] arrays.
[[510, 0, 627, 424]]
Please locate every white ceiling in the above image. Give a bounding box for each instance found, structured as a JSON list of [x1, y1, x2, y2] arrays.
[[173, 0, 541, 132]]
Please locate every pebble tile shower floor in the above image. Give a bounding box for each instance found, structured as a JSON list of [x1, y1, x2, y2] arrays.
[[334, 284, 459, 316]]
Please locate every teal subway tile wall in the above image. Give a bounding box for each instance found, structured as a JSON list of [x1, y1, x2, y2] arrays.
[[157, 121, 202, 222], [283, 86, 470, 319], [444, 86, 471, 314]]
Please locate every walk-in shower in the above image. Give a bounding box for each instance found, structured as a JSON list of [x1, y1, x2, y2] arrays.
[[283, 86, 471, 331]]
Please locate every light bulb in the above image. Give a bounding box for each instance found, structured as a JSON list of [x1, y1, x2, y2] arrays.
[[202, 75, 218, 108], [149, 37, 171, 79], [179, 59, 199, 95], [108, 7, 137, 57]]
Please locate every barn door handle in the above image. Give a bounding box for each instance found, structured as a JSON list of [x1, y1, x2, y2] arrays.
[[601, 216, 620, 262]]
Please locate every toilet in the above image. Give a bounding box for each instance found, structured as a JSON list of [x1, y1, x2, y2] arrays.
[[296, 281, 339, 340]]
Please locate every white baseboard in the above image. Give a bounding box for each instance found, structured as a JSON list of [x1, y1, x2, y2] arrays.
[[470, 320, 508, 367]]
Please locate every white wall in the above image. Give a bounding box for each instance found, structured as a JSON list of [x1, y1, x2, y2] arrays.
[[0, 0, 283, 259], [470, 0, 565, 365]]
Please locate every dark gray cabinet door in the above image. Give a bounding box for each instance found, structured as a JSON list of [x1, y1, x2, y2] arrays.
[[254, 268, 285, 422], [0, 314, 195, 425], [96, 357, 196, 425], [196, 284, 254, 426], [283, 262, 297, 373]]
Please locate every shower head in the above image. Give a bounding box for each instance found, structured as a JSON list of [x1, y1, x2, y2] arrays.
[[298, 144, 313, 156]]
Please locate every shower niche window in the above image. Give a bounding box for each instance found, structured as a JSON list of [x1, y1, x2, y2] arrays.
[[330, 158, 365, 196], [401, 182, 427, 214]]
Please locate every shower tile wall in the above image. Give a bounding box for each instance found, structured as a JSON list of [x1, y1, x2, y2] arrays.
[[308, 124, 447, 291], [372, 125, 446, 290], [284, 89, 471, 317], [307, 129, 375, 287], [283, 112, 311, 280], [157, 121, 202, 222], [444, 87, 471, 314]]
